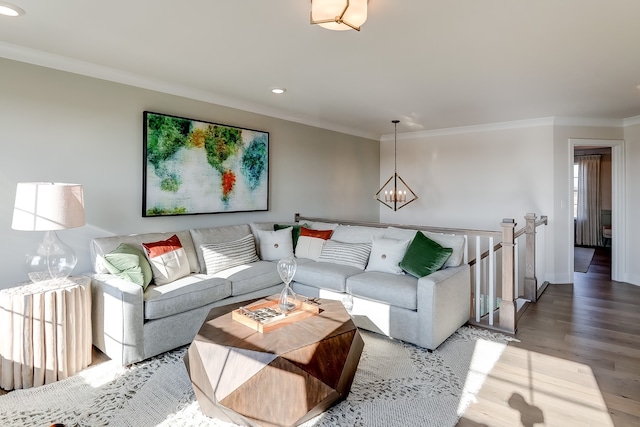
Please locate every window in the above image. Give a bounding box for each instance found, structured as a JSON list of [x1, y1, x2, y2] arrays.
[[573, 163, 579, 218]]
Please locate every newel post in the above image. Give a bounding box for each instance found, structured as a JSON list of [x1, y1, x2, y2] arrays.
[[500, 218, 517, 333], [523, 213, 538, 302]]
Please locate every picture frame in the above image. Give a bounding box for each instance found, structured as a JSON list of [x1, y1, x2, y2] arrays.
[[142, 111, 269, 217]]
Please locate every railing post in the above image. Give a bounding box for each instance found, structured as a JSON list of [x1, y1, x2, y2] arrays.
[[524, 213, 538, 302], [500, 218, 517, 333]]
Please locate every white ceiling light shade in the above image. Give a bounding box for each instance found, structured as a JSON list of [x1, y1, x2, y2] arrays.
[[311, 0, 368, 31], [0, 2, 25, 17], [271, 88, 286, 94]]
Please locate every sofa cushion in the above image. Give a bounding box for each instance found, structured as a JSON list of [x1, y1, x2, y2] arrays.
[[91, 230, 199, 274], [190, 224, 254, 274], [318, 240, 372, 270], [293, 259, 362, 292], [142, 234, 191, 286], [103, 243, 153, 289], [200, 234, 259, 274], [399, 232, 453, 278], [365, 236, 411, 275], [331, 225, 385, 244], [293, 261, 363, 293], [143, 274, 232, 320], [384, 226, 465, 268], [256, 227, 294, 261], [210, 260, 283, 296], [347, 271, 419, 310]]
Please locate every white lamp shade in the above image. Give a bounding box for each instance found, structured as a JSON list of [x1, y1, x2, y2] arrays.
[[312, 0, 367, 31], [12, 182, 85, 231]]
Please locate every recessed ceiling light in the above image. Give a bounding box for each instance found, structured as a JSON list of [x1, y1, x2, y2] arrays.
[[0, 2, 25, 17], [271, 88, 286, 94]]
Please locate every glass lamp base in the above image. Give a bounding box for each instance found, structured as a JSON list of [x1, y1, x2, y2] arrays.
[[26, 230, 77, 283]]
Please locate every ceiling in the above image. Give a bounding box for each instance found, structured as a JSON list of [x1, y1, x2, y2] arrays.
[[1, 0, 640, 139]]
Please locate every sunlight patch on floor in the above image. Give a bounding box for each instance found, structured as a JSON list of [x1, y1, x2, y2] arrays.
[[457, 339, 508, 416], [460, 345, 613, 426]]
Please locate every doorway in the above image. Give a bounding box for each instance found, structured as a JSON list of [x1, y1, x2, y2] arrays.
[[568, 139, 625, 282]]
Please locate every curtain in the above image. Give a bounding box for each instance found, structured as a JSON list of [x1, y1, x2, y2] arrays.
[[575, 154, 601, 246]]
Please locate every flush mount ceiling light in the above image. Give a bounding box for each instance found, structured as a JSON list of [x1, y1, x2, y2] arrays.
[[0, 1, 25, 17], [374, 120, 419, 211], [310, 0, 368, 31], [271, 88, 286, 94]]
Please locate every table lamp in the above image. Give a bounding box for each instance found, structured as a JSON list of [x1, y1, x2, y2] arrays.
[[11, 182, 85, 283]]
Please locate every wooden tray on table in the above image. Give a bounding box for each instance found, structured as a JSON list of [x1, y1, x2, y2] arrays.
[[231, 298, 320, 333]]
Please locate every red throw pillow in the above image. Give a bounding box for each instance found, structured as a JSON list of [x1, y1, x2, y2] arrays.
[[300, 226, 333, 240]]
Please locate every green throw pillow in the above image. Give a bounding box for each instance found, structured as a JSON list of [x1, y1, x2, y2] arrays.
[[104, 243, 153, 289], [399, 231, 453, 278], [274, 223, 308, 249]]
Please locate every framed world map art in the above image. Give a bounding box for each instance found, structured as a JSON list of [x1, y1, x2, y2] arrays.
[[142, 111, 269, 216]]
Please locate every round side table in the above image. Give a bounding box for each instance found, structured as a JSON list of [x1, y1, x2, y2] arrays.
[[0, 276, 92, 390]]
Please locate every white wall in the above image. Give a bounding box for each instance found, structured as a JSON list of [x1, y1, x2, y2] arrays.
[[380, 124, 554, 227], [379, 121, 638, 286], [0, 59, 380, 288], [623, 123, 640, 285]]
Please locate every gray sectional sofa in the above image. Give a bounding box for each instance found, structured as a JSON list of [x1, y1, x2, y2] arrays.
[[90, 220, 470, 366]]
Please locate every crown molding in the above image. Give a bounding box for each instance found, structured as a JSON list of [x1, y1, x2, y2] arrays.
[[552, 117, 623, 127], [380, 116, 633, 141], [0, 42, 378, 141], [623, 115, 640, 127], [381, 117, 556, 141]]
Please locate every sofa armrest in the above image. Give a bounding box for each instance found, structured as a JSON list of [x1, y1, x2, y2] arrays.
[[416, 264, 471, 349], [91, 274, 145, 366]]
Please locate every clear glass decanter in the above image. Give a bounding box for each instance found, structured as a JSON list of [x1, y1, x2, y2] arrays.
[[277, 257, 298, 313]]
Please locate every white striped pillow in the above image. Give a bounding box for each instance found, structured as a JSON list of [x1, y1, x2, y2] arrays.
[[200, 234, 259, 274], [318, 240, 372, 270]]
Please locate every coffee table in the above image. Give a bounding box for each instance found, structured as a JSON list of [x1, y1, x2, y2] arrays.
[[185, 296, 364, 427]]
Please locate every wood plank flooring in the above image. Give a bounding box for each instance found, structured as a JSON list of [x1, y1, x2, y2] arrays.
[[459, 247, 640, 427]]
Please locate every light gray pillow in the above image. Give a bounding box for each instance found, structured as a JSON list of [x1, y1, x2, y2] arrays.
[[256, 227, 294, 261], [331, 225, 385, 244], [318, 240, 372, 270], [200, 234, 259, 274], [295, 236, 326, 261], [365, 236, 411, 275]]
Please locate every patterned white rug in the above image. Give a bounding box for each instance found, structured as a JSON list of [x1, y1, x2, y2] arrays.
[[0, 326, 515, 427]]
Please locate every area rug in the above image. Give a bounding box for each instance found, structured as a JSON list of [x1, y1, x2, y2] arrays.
[[574, 246, 595, 273], [0, 326, 516, 427]]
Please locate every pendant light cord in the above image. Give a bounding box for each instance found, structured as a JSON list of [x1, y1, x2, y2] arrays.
[[393, 119, 399, 175]]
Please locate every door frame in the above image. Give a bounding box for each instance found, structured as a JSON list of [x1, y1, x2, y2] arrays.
[[568, 138, 626, 281]]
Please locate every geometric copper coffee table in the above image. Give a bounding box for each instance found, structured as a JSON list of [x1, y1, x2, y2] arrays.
[[185, 295, 364, 427]]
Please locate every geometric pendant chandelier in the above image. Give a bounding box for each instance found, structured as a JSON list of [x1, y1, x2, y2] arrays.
[[374, 120, 418, 211], [310, 0, 368, 31]]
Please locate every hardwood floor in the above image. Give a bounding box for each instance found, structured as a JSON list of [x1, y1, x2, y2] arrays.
[[459, 247, 640, 426]]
